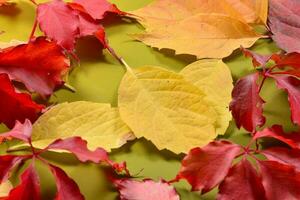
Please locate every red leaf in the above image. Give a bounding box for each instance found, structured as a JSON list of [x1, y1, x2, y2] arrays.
[[258, 160, 300, 200], [268, 0, 300, 53], [49, 164, 84, 200], [45, 137, 108, 163], [0, 156, 26, 184], [7, 164, 40, 200], [217, 158, 266, 200], [177, 141, 241, 193], [268, 74, 300, 125], [37, 0, 79, 51], [73, 0, 125, 20], [230, 73, 266, 132], [241, 47, 272, 67], [274, 52, 300, 68], [262, 147, 300, 170], [0, 120, 32, 143], [0, 37, 70, 96], [0, 74, 44, 128], [254, 125, 300, 148], [114, 179, 179, 200]]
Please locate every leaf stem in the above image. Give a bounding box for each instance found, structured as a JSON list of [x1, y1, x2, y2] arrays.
[[106, 46, 134, 74], [28, 17, 38, 42]]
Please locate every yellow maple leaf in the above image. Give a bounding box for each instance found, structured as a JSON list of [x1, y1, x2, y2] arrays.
[[130, 0, 266, 59], [31, 101, 134, 151], [118, 66, 218, 154], [180, 59, 233, 135]]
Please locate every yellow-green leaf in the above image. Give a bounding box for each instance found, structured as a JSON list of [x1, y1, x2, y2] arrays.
[[180, 59, 233, 135], [118, 66, 218, 154], [31, 101, 134, 151]]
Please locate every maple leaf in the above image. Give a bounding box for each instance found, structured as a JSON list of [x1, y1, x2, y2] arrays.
[[130, 0, 262, 59], [0, 37, 70, 97], [268, 74, 300, 126], [268, 0, 300, 53], [217, 158, 266, 200], [0, 74, 44, 129], [114, 179, 180, 200], [258, 160, 300, 200], [6, 164, 40, 200], [230, 73, 266, 132], [176, 140, 241, 192]]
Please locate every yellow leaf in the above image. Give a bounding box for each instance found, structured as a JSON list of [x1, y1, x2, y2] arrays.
[[31, 101, 134, 151], [0, 181, 12, 198], [118, 66, 218, 154], [133, 13, 260, 59], [180, 59, 233, 135]]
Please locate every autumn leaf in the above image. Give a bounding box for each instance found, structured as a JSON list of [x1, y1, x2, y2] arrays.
[[230, 73, 266, 132], [118, 66, 218, 153], [176, 141, 241, 192], [114, 179, 180, 200], [0, 181, 12, 199], [30, 101, 134, 151], [180, 59, 233, 135], [268, 0, 300, 53], [130, 0, 262, 59], [0, 37, 70, 97], [0, 74, 44, 129], [0, 155, 27, 184]]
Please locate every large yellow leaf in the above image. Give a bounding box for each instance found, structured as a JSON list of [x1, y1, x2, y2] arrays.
[[180, 59, 233, 135], [31, 101, 134, 151], [132, 14, 260, 59], [131, 0, 268, 28], [118, 66, 218, 154]]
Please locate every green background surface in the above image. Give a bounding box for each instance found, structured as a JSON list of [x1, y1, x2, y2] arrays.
[[0, 0, 296, 199]]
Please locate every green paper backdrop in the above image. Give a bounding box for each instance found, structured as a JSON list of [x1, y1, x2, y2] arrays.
[[0, 0, 296, 199]]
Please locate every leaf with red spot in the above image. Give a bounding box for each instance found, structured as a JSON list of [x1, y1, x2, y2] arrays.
[[262, 147, 300, 171], [177, 140, 241, 193], [254, 125, 300, 148], [268, 0, 300, 53], [218, 158, 266, 200], [45, 137, 109, 163], [48, 164, 84, 200], [268, 74, 300, 126], [6, 164, 40, 200], [0, 37, 70, 96], [0, 74, 44, 129], [258, 160, 300, 200], [114, 179, 179, 200], [0, 120, 32, 143], [230, 73, 266, 132], [72, 0, 125, 20]]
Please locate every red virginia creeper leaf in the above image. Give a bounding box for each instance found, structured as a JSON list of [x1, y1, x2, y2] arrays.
[[230, 73, 266, 132], [177, 140, 241, 193], [0, 74, 44, 129], [241, 47, 272, 67], [268, 74, 300, 125], [45, 137, 109, 163], [0, 156, 26, 184], [0, 120, 32, 143], [114, 179, 179, 200], [217, 158, 266, 200], [73, 0, 125, 20], [258, 160, 300, 200], [37, 0, 79, 51], [268, 0, 300, 53], [254, 125, 300, 148], [6, 164, 40, 200], [0, 37, 70, 96], [48, 164, 84, 200], [262, 147, 300, 170], [272, 53, 300, 78]]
